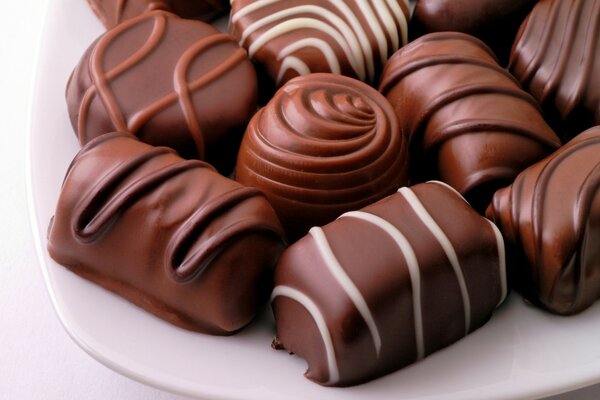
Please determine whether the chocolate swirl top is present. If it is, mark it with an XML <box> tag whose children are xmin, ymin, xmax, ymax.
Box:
<box><xmin>66</xmin><ymin>10</ymin><xmax>257</xmax><ymax>173</ymax></box>
<box><xmin>229</xmin><ymin>0</ymin><xmax>410</xmax><ymax>87</ymax></box>
<box><xmin>236</xmin><ymin>73</ymin><xmax>408</xmax><ymax>240</ymax></box>
<box><xmin>487</xmin><ymin>126</ymin><xmax>600</xmax><ymax>315</ymax></box>
<box><xmin>510</xmin><ymin>0</ymin><xmax>600</xmax><ymax>138</ymax></box>
<box><xmin>48</xmin><ymin>132</ymin><xmax>285</xmax><ymax>334</ymax></box>
<box><xmin>88</xmin><ymin>0</ymin><xmax>230</xmax><ymax>29</ymax></box>
<box><xmin>379</xmin><ymin>32</ymin><xmax>561</xmax><ymax>211</ymax></box>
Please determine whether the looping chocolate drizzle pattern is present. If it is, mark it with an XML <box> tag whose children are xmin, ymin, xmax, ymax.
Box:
<box><xmin>78</xmin><ymin>11</ymin><xmax>247</xmax><ymax>159</ymax></box>
<box><xmin>510</xmin><ymin>0</ymin><xmax>600</xmax><ymax>133</ymax></box>
<box><xmin>487</xmin><ymin>127</ymin><xmax>600</xmax><ymax>314</ymax></box>
<box><xmin>71</xmin><ymin>132</ymin><xmax>284</xmax><ymax>282</ymax></box>
<box><xmin>379</xmin><ymin>32</ymin><xmax>561</xmax><ymax>205</ymax></box>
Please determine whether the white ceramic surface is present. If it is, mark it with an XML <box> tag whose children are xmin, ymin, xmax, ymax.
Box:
<box><xmin>28</xmin><ymin>1</ymin><xmax>600</xmax><ymax>399</ymax></box>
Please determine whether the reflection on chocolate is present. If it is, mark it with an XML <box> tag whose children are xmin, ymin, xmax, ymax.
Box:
<box><xmin>510</xmin><ymin>0</ymin><xmax>600</xmax><ymax>139</ymax></box>
<box><xmin>411</xmin><ymin>0</ymin><xmax>538</xmax><ymax>65</ymax></box>
<box><xmin>229</xmin><ymin>0</ymin><xmax>410</xmax><ymax>87</ymax></box>
<box><xmin>272</xmin><ymin>181</ymin><xmax>507</xmax><ymax>386</ymax></box>
<box><xmin>487</xmin><ymin>126</ymin><xmax>600</xmax><ymax>315</ymax></box>
<box><xmin>47</xmin><ymin>132</ymin><xmax>285</xmax><ymax>335</ymax></box>
<box><xmin>88</xmin><ymin>0</ymin><xmax>230</xmax><ymax>29</ymax></box>
<box><xmin>66</xmin><ymin>10</ymin><xmax>257</xmax><ymax>174</ymax></box>
<box><xmin>236</xmin><ymin>73</ymin><xmax>409</xmax><ymax>241</ymax></box>
<box><xmin>379</xmin><ymin>32</ymin><xmax>561</xmax><ymax>212</ymax></box>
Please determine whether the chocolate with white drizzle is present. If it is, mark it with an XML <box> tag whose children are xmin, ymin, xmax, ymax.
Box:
<box><xmin>236</xmin><ymin>73</ymin><xmax>409</xmax><ymax>241</ymax></box>
<box><xmin>66</xmin><ymin>10</ymin><xmax>257</xmax><ymax>174</ymax></box>
<box><xmin>87</xmin><ymin>0</ymin><xmax>230</xmax><ymax>29</ymax></box>
<box><xmin>510</xmin><ymin>0</ymin><xmax>600</xmax><ymax>139</ymax></box>
<box><xmin>47</xmin><ymin>132</ymin><xmax>285</xmax><ymax>334</ymax></box>
<box><xmin>487</xmin><ymin>126</ymin><xmax>600</xmax><ymax>315</ymax></box>
<box><xmin>272</xmin><ymin>181</ymin><xmax>507</xmax><ymax>386</ymax></box>
<box><xmin>379</xmin><ymin>32</ymin><xmax>561</xmax><ymax>212</ymax></box>
<box><xmin>229</xmin><ymin>0</ymin><xmax>410</xmax><ymax>88</ymax></box>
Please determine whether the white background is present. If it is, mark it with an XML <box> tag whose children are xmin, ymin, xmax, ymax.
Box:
<box><xmin>0</xmin><ymin>1</ymin><xmax>598</xmax><ymax>399</ymax></box>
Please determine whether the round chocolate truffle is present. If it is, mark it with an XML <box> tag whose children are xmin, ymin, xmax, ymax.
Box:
<box><xmin>510</xmin><ymin>0</ymin><xmax>600</xmax><ymax>139</ymax></box>
<box><xmin>88</xmin><ymin>0</ymin><xmax>230</xmax><ymax>29</ymax></box>
<box><xmin>272</xmin><ymin>181</ymin><xmax>507</xmax><ymax>386</ymax></box>
<box><xmin>229</xmin><ymin>0</ymin><xmax>410</xmax><ymax>88</ymax></box>
<box><xmin>66</xmin><ymin>10</ymin><xmax>257</xmax><ymax>173</ymax></box>
<box><xmin>379</xmin><ymin>32</ymin><xmax>561</xmax><ymax>212</ymax></box>
<box><xmin>47</xmin><ymin>132</ymin><xmax>286</xmax><ymax>334</ymax></box>
<box><xmin>487</xmin><ymin>126</ymin><xmax>600</xmax><ymax>315</ymax></box>
<box><xmin>236</xmin><ymin>73</ymin><xmax>409</xmax><ymax>241</ymax></box>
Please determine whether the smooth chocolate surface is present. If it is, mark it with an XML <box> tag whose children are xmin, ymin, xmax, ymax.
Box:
<box><xmin>229</xmin><ymin>0</ymin><xmax>410</xmax><ymax>88</ymax></box>
<box><xmin>67</xmin><ymin>10</ymin><xmax>257</xmax><ymax>174</ymax></box>
<box><xmin>272</xmin><ymin>181</ymin><xmax>507</xmax><ymax>386</ymax></box>
<box><xmin>487</xmin><ymin>126</ymin><xmax>600</xmax><ymax>315</ymax></box>
<box><xmin>510</xmin><ymin>0</ymin><xmax>600</xmax><ymax>138</ymax></box>
<box><xmin>411</xmin><ymin>0</ymin><xmax>538</xmax><ymax>65</ymax></box>
<box><xmin>379</xmin><ymin>32</ymin><xmax>561</xmax><ymax>212</ymax></box>
<box><xmin>236</xmin><ymin>73</ymin><xmax>409</xmax><ymax>241</ymax></box>
<box><xmin>88</xmin><ymin>0</ymin><xmax>230</xmax><ymax>29</ymax></box>
<box><xmin>47</xmin><ymin>132</ymin><xmax>286</xmax><ymax>334</ymax></box>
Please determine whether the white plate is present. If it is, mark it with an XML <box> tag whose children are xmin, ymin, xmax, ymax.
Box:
<box><xmin>27</xmin><ymin>1</ymin><xmax>600</xmax><ymax>399</ymax></box>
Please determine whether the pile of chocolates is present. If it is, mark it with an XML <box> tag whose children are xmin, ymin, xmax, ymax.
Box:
<box><xmin>47</xmin><ymin>0</ymin><xmax>600</xmax><ymax>387</ymax></box>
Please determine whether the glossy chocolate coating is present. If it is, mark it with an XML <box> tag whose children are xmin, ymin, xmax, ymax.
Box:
<box><xmin>379</xmin><ymin>32</ymin><xmax>561</xmax><ymax>212</ymax></box>
<box><xmin>411</xmin><ymin>0</ymin><xmax>538</xmax><ymax>65</ymax></box>
<box><xmin>66</xmin><ymin>10</ymin><xmax>257</xmax><ymax>174</ymax></box>
<box><xmin>510</xmin><ymin>0</ymin><xmax>600</xmax><ymax>139</ymax></box>
<box><xmin>229</xmin><ymin>0</ymin><xmax>410</xmax><ymax>88</ymax></box>
<box><xmin>487</xmin><ymin>126</ymin><xmax>600</xmax><ymax>315</ymax></box>
<box><xmin>236</xmin><ymin>73</ymin><xmax>409</xmax><ymax>241</ymax></box>
<box><xmin>47</xmin><ymin>132</ymin><xmax>285</xmax><ymax>334</ymax></box>
<box><xmin>88</xmin><ymin>0</ymin><xmax>230</xmax><ymax>29</ymax></box>
<box><xmin>272</xmin><ymin>181</ymin><xmax>507</xmax><ymax>386</ymax></box>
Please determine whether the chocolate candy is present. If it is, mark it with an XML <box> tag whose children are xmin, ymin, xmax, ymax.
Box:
<box><xmin>411</xmin><ymin>0</ymin><xmax>538</xmax><ymax>65</ymax></box>
<box><xmin>487</xmin><ymin>126</ymin><xmax>600</xmax><ymax>315</ymax></box>
<box><xmin>272</xmin><ymin>181</ymin><xmax>507</xmax><ymax>386</ymax></box>
<box><xmin>88</xmin><ymin>0</ymin><xmax>230</xmax><ymax>29</ymax></box>
<box><xmin>47</xmin><ymin>132</ymin><xmax>285</xmax><ymax>334</ymax></box>
<box><xmin>379</xmin><ymin>32</ymin><xmax>561</xmax><ymax>212</ymax></box>
<box><xmin>229</xmin><ymin>0</ymin><xmax>410</xmax><ymax>88</ymax></box>
<box><xmin>510</xmin><ymin>0</ymin><xmax>600</xmax><ymax>139</ymax></box>
<box><xmin>66</xmin><ymin>10</ymin><xmax>257</xmax><ymax>174</ymax></box>
<box><xmin>236</xmin><ymin>73</ymin><xmax>409</xmax><ymax>241</ymax></box>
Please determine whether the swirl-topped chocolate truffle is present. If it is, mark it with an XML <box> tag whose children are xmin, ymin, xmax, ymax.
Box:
<box><xmin>411</xmin><ymin>0</ymin><xmax>538</xmax><ymax>65</ymax></box>
<box><xmin>487</xmin><ymin>126</ymin><xmax>600</xmax><ymax>315</ymax></box>
<box><xmin>229</xmin><ymin>0</ymin><xmax>410</xmax><ymax>88</ymax></box>
<box><xmin>236</xmin><ymin>73</ymin><xmax>408</xmax><ymax>240</ymax></box>
<box><xmin>379</xmin><ymin>32</ymin><xmax>561</xmax><ymax>212</ymax></box>
<box><xmin>88</xmin><ymin>0</ymin><xmax>230</xmax><ymax>29</ymax></box>
<box><xmin>272</xmin><ymin>181</ymin><xmax>507</xmax><ymax>386</ymax></box>
<box><xmin>510</xmin><ymin>0</ymin><xmax>600</xmax><ymax>138</ymax></box>
<box><xmin>67</xmin><ymin>10</ymin><xmax>257</xmax><ymax>173</ymax></box>
<box><xmin>47</xmin><ymin>132</ymin><xmax>285</xmax><ymax>334</ymax></box>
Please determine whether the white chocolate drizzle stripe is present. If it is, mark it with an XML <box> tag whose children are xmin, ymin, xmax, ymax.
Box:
<box><xmin>370</xmin><ymin>0</ymin><xmax>399</xmax><ymax>52</ymax></box>
<box><xmin>271</xmin><ymin>285</ymin><xmax>340</xmax><ymax>384</ymax></box>
<box><xmin>384</xmin><ymin>0</ymin><xmax>409</xmax><ymax>45</ymax></box>
<box><xmin>340</xmin><ymin>211</ymin><xmax>425</xmax><ymax>360</ymax></box>
<box><xmin>426</xmin><ymin>180</ymin><xmax>469</xmax><ymax>204</ymax></box>
<box><xmin>247</xmin><ymin>18</ymin><xmax>366</xmax><ymax>81</ymax></box>
<box><xmin>310</xmin><ymin>227</ymin><xmax>382</xmax><ymax>357</ymax></box>
<box><xmin>487</xmin><ymin>220</ymin><xmax>508</xmax><ymax>307</ymax></box>
<box><xmin>398</xmin><ymin>187</ymin><xmax>472</xmax><ymax>334</ymax></box>
<box><xmin>276</xmin><ymin>56</ymin><xmax>312</xmax><ymax>84</ymax></box>
<box><xmin>355</xmin><ymin>0</ymin><xmax>388</xmax><ymax>65</ymax></box>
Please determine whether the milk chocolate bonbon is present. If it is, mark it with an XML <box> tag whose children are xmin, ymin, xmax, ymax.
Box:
<box><xmin>236</xmin><ymin>73</ymin><xmax>409</xmax><ymax>241</ymax></box>
<box><xmin>47</xmin><ymin>132</ymin><xmax>285</xmax><ymax>334</ymax></box>
<box><xmin>487</xmin><ymin>126</ymin><xmax>600</xmax><ymax>315</ymax></box>
<box><xmin>272</xmin><ymin>181</ymin><xmax>507</xmax><ymax>386</ymax></box>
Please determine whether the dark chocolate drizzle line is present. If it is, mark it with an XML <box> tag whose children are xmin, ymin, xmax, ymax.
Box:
<box><xmin>75</xmin><ymin>150</ymin><xmax>210</xmax><ymax>242</ymax></box>
<box><xmin>79</xmin><ymin>11</ymin><xmax>246</xmax><ymax>157</ymax></box>
<box><xmin>530</xmin><ymin>135</ymin><xmax>600</xmax><ymax>294</ymax></box>
<box><xmin>166</xmin><ymin>186</ymin><xmax>285</xmax><ymax>282</ymax></box>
